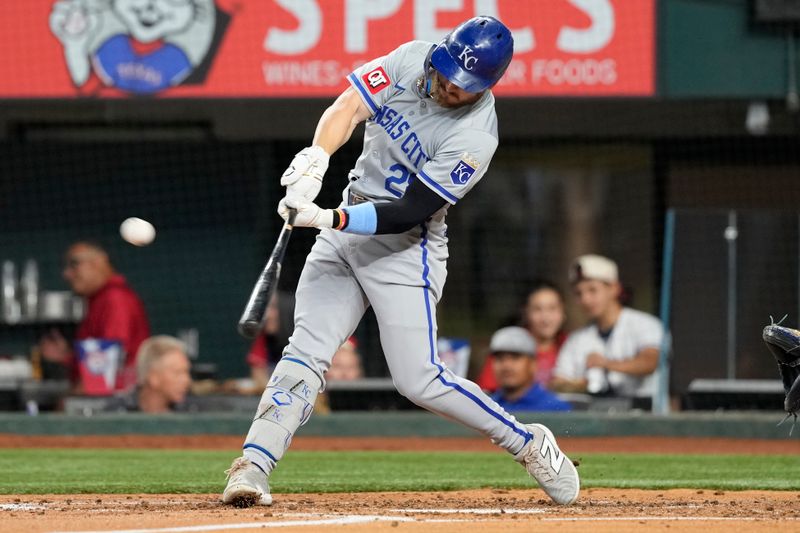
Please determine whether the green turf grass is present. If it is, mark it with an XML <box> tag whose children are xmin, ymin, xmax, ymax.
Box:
<box><xmin>1</xmin><ymin>449</ymin><xmax>798</xmax><ymax>495</ymax></box>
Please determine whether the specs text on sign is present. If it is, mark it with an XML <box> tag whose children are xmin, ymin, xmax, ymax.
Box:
<box><xmin>265</xmin><ymin>0</ymin><xmax>613</xmax><ymax>55</ymax></box>
<box><xmin>262</xmin><ymin>0</ymin><xmax>628</xmax><ymax>93</ymax></box>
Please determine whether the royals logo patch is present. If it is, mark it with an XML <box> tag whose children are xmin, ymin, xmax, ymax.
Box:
<box><xmin>450</xmin><ymin>158</ymin><xmax>477</xmax><ymax>185</ymax></box>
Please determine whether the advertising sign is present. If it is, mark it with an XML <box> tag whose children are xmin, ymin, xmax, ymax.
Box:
<box><xmin>0</xmin><ymin>1</ymin><xmax>654</xmax><ymax>98</ymax></box>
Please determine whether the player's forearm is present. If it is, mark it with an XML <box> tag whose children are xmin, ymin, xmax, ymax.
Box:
<box><xmin>604</xmin><ymin>349</ymin><xmax>659</xmax><ymax>376</ymax></box>
<box><xmin>289</xmin><ymin>180</ymin><xmax>446</xmax><ymax>235</ymax></box>
<box><xmin>373</xmin><ymin>179</ymin><xmax>447</xmax><ymax>233</ymax></box>
<box><xmin>281</xmin><ymin>89</ymin><xmax>368</xmax><ymax>202</ymax></box>
<box><xmin>332</xmin><ymin>203</ymin><xmax>429</xmax><ymax>235</ymax></box>
<box><xmin>312</xmin><ymin>88</ymin><xmax>370</xmax><ymax>154</ymax></box>
<box><xmin>332</xmin><ymin>177</ymin><xmax>447</xmax><ymax>235</ymax></box>
<box><xmin>312</xmin><ymin>104</ymin><xmax>357</xmax><ymax>154</ymax></box>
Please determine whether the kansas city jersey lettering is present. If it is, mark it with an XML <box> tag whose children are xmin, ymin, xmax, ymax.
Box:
<box><xmin>372</xmin><ymin>105</ymin><xmax>430</xmax><ymax>169</ymax></box>
<box><xmin>346</xmin><ymin>41</ymin><xmax>499</xmax><ymax>205</ymax></box>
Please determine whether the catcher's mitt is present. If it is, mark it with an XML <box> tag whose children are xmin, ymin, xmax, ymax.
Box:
<box><xmin>762</xmin><ymin>318</ymin><xmax>800</xmax><ymax>434</ymax></box>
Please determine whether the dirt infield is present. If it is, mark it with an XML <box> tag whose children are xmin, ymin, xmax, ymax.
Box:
<box><xmin>3</xmin><ymin>435</ymin><xmax>799</xmax><ymax>532</ymax></box>
<box><xmin>3</xmin><ymin>489</ymin><xmax>798</xmax><ymax>533</ymax></box>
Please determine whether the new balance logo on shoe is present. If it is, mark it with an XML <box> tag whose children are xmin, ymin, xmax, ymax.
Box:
<box><xmin>518</xmin><ymin>423</ymin><xmax>580</xmax><ymax>505</ymax></box>
<box><xmin>540</xmin><ymin>436</ymin><xmax>565</xmax><ymax>474</ymax></box>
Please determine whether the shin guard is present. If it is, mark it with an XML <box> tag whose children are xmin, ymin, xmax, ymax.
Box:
<box><xmin>242</xmin><ymin>359</ymin><xmax>321</xmax><ymax>474</ymax></box>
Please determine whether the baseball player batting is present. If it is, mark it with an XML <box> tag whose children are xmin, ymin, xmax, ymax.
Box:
<box><xmin>223</xmin><ymin>16</ymin><xmax>580</xmax><ymax>507</ymax></box>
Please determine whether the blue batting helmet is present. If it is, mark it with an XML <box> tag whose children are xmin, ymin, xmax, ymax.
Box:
<box><xmin>429</xmin><ymin>16</ymin><xmax>514</xmax><ymax>93</ymax></box>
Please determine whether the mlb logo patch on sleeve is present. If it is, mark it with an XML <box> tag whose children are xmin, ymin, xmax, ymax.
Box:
<box><xmin>450</xmin><ymin>159</ymin><xmax>477</xmax><ymax>185</ymax></box>
<box><xmin>362</xmin><ymin>66</ymin><xmax>390</xmax><ymax>94</ymax></box>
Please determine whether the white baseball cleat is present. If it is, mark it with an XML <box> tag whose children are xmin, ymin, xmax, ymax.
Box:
<box><xmin>515</xmin><ymin>423</ymin><xmax>580</xmax><ymax>505</ymax></box>
<box><xmin>222</xmin><ymin>457</ymin><xmax>272</xmax><ymax>507</ymax></box>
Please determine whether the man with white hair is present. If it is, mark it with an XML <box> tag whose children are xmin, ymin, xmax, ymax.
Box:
<box><xmin>133</xmin><ymin>335</ymin><xmax>192</xmax><ymax>413</ymax></box>
<box><xmin>551</xmin><ymin>255</ymin><xmax>663</xmax><ymax>398</ymax></box>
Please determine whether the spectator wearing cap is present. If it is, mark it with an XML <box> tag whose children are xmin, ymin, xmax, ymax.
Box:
<box><xmin>551</xmin><ymin>254</ymin><xmax>663</xmax><ymax>398</ymax></box>
<box><xmin>489</xmin><ymin>326</ymin><xmax>571</xmax><ymax>412</ymax></box>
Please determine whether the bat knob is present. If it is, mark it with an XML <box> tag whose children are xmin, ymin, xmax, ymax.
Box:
<box><xmin>238</xmin><ymin>320</ymin><xmax>261</xmax><ymax>339</ymax></box>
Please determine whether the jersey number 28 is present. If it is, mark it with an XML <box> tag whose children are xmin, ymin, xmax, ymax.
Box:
<box><xmin>384</xmin><ymin>163</ymin><xmax>413</xmax><ymax>198</ymax></box>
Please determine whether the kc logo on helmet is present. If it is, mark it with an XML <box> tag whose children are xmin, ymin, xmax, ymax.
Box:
<box><xmin>450</xmin><ymin>159</ymin><xmax>477</xmax><ymax>185</ymax></box>
<box><xmin>363</xmin><ymin>66</ymin><xmax>390</xmax><ymax>94</ymax></box>
<box><xmin>458</xmin><ymin>45</ymin><xmax>479</xmax><ymax>70</ymax></box>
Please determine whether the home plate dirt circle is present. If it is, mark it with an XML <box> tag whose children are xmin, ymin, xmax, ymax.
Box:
<box><xmin>2</xmin><ymin>489</ymin><xmax>798</xmax><ymax>533</ymax></box>
<box><xmin>2</xmin><ymin>435</ymin><xmax>798</xmax><ymax>532</ymax></box>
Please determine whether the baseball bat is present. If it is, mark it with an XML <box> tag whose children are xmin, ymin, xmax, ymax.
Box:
<box><xmin>237</xmin><ymin>209</ymin><xmax>297</xmax><ymax>339</ymax></box>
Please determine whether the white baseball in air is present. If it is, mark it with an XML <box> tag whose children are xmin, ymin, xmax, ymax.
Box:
<box><xmin>723</xmin><ymin>226</ymin><xmax>738</xmax><ymax>242</ymax></box>
<box><xmin>120</xmin><ymin>217</ymin><xmax>156</xmax><ymax>246</ymax></box>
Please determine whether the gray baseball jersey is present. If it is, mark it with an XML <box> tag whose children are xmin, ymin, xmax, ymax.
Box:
<box><xmin>241</xmin><ymin>41</ymin><xmax>533</xmax><ymax>477</ymax></box>
<box><xmin>345</xmin><ymin>41</ymin><xmax>499</xmax><ymax>237</ymax></box>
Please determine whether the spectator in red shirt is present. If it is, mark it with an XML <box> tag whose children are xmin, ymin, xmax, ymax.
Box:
<box><xmin>246</xmin><ymin>298</ymin><xmax>282</xmax><ymax>392</ymax></box>
<box><xmin>39</xmin><ymin>241</ymin><xmax>150</xmax><ymax>392</ymax></box>
<box><xmin>245</xmin><ymin>291</ymin><xmax>295</xmax><ymax>391</ymax></box>
<box><xmin>477</xmin><ymin>280</ymin><xmax>568</xmax><ymax>392</ymax></box>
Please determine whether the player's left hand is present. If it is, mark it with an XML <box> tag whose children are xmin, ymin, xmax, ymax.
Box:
<box><xmin>280</xmin><ymin>146</ymin><xmax>330</xmax><ymax>202</ymax></box>
<box><xmin>278</xmin><ymin>195</ymin><xmax>333</xmax><ymax>229</ymax></box>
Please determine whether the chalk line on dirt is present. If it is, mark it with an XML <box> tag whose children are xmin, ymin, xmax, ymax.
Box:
<box><xmin>48</xmin><ymin>515</ymin><xmax>466</xmax><ymax>533</ymax></box>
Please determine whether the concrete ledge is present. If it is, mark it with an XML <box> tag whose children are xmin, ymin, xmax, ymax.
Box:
<box><xmin>0</xmin><ymin>411</ymin><xmax>794</xmax><ymax>440</ymax></box>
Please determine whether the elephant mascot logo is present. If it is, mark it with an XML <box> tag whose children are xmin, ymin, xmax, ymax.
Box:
<box><xmin>49</xmin><ymin>0</ymin><xmax>229</xmax><ymax>94</ymax></box>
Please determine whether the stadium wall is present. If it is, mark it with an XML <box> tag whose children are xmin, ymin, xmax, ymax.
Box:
<box><xmin>0</xmin><ymin>411</ymin><xmax>796</xmax><ymax>440</ymax></box>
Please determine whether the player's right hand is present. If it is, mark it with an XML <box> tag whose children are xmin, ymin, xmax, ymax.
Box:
<box><xmin>280</xmin><ymin>146</ymin><xmax>330</xmax><ymax>202</ymax></box>
<box><xmin>278</xmin><ymin>195</ymin><xmax>333</xmax><ymax>229</ymax></box>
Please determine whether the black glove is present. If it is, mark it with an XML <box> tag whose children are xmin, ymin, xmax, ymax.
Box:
<box><xmin>762</xmin><ymin>321</ymin><xmax>800</xmax><ymax>433</ymax></box>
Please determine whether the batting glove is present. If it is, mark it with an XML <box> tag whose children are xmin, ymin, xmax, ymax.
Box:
<box><xmin>280</xmin><ymin>145</ymin><xmax>330</xmax><ymax>202</ymax></box>
<box><xmin>278</xmin><ymin>195</ymin><xmax>333</xmax><ymax>229</ymax></box>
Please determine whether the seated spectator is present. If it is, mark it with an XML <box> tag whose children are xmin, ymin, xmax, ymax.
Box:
<box><xmin>315</xmin><ymin>337</ymin><xmax>363</xmax><ymax>414</ymax></box>
<box><xmin>133</xmin><ymin>335</ymin><xmax>192</xmax><ymax>412</ymax></box>
<box><xmin>39</xmin><ymin>240</ymin><xmax>150</xmax><ymax>392</ymax></box>
<box><xmin>551</xmin><ymin>254</ymin><xmax>663</xmax><ymax>398</ymax></box>
<box><xmin>326</xmin><ymin>337</ymin><xmax>363</xmax><ymax>382</ymax></box>
<box><xmin>489</xmin><ymin>327</ymin><xmax>571</xmax><ymax>412</ymax></box>
<box><xmin>477</xmin><ymin>281</ymin><xmax>568</xmax><ymax>391</ymax></box>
